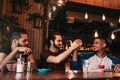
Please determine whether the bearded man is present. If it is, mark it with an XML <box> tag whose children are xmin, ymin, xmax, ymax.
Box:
<box><xmin>41</xmin><ymin>32</ymin><xmax>82</xmax><ymax>70</ymax></box>
<box><xmin>0</xmin><ymin>31</ymin><xmax>37</xmax><ymax>71</ymax></box>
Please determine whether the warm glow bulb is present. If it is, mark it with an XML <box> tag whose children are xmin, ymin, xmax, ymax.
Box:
<box><xmin>94</xmin><ymin>31</ymin><xmax>98</xmax><ymax>37</ymax></box>
<box><xmin>57</xmin><ymin>0</ymin><xmax>63</xmax><ymax>6</ymax></box>
<box><xmin>53</xmin><ymin>6</ymin><xmax>56</xmax><ymax>11</ymax></box>
<box><xmin>111</xmin><ymin>32</ymin><xmax>115</xmax><ymax>40</ymax></box>
<box><xmin>6</xmin><ymin>26</ymin><xmax>9</xmax><ymax>32</ymax></box>
<box><xmin>48</xmin><ymin>12</ymin><xmax>51</xmax><ymax>18</ymax></box>
<box><xmin>85</xmin><ymin>12</ymin><xmax>88</xmax><ymax>19</ymax></box>
<box><xmin>58</xmin><ymin>4</ymin><xmax>62</xmax><ymax>6</ymax></box>
<box><xmin>102</xmin><ymin>14</ymin><xmax>106</xmax><ymax>21</ymax></box>
<box><xmin>58</xmin><ymin>0</ymin><xmax>63</xmax><ymax>4</ymax></box>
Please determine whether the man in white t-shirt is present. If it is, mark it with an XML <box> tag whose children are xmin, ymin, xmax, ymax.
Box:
<box><xmin>72</xmin><ymin>37</ymin><xmax>120</xmax><ymax>72</ymax></box>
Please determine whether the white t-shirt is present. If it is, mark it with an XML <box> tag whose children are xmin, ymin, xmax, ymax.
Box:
<box><xmin>88</xmin><ymin>55</ymin><xmax>113</xmax><ymax>70</ymax></box>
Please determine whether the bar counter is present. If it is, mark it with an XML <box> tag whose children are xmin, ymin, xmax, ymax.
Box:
<box><xmin>1</xmin><ymin>70</ymin><xmax>120</xmax><ymax>80</ymax></box>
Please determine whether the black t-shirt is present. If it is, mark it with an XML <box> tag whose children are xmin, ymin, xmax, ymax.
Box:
<box><xmin>0</xmin><ymin>46</ymin><xmax>31</xmax><ymax>63</ymax></box>
<box><xmin>0</xmin><ymin>46</ymin><xmax>11</xmax><ymax>55</ymax></box>
<box><xmin>41</xmin><ymin>49</ymin><xmax>68</xmax><ymax>70</ymax></box>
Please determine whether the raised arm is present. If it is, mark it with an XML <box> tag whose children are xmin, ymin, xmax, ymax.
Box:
<box><xmin>47</xmin><ymin>39</ymin><xmax>82</xmax><ymax>63</ymax></box>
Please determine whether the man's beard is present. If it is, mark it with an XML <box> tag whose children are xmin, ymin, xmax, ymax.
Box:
<box><xmin>17</xmin><ymin>43</ymin><xmax>22</xmax><ymax>47</ymax></box>
<box><xmin>53</xmin><ymin>42</ymin><xmax>60</xmax><ymax>49</ymax></box>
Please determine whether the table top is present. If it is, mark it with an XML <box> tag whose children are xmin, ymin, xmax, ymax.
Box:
<box><xmin>1</xmin><ymin>70</ymin><xmax>120</xmax><ymax>80</ymax></box>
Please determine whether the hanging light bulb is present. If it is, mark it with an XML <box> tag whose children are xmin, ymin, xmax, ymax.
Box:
<box><xmin>94</xmin><ymin>30</ymin><xmax>98</xmax><ymax>37</ymax></box>
<box><xmin>58</xmin><ymin>0</ymin><xmax>63</xmax><ymax>4</ymax></box>
<box><xmin>48</xmin><ymin>12</ymin><xmax>52</xmax><ymax>18</ymax></box>
<box><xmin>111</xmin><ymin>32</ymin><xmax>115</xmax><ymax>40</ymax></box>
<box><xmin>85</xmin><ymin>12</ymin><xmax>88</xmax><ymax>19</ymax></box>
<box><xmin>6</xmin><ymin>26</ymin><xmax>9</xmax><ymax>32</ymax></box>
<box><xmin>102</xmin><ymin>14</ymin><xmax>106</xmax><ymax>21</ymax></box>
<box><xmin>119</xmin><ymin>16</ymin><xmax>120</xmax><ymax>23</ymax></box>
<box><xmin>57</xmin><ymin>0</ymin><xmax>63</xmax><ymax>6</ymax></box>
<box><xmin>53</xmin><ymin>6</ymin><xmax>56</xmax><ymax>11</ymax></box>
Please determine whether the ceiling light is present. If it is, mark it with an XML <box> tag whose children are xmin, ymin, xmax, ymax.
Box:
<box><xmin>85</xmin><ymin>12</ymin><xmax>88</xmax><ymax>19</ymax></box>
<box><xmin>48</xmin><ymin>12</ymin><xmax>52</xmax><ymax>18</ymax></box>
<box><xmin>53</xmin><ymin>6</ymin><xmax>56</xmax><ymax>11</ymax></box>
<box><xmin>6</xmin><ymin>26</ymin><xmax>9</xmax><ymax>32</ymax></box>
<box><xmin>57</xmin><ymin>0</ymin><xmax>64</xmax><ymax>6</ymax></box>
<box><xmin>102</xmin><ymin>14</ymin><xmax>106</xmax><ymax>21</ymax></box>
<box><xmin>94</xmin><ymin>30</ymin><xmax>98</xmax><ymax>37</ymax></box>
<box><xmin>111</xmin><ymin>32</ymin><xmax>115</xmax><ymax>40</ymax></box>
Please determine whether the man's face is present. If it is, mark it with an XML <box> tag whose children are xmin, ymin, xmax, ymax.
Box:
<box><xmin>17</xmin><ymin>34</ymin><xmax>29</xmax><ymax>47</ymax></box>
<box><xmin>53</xmin><ymin>35</ymin><xmax>63</xmax><ymax>49</ymax></box>
<box><xmin>93</xmin><ymin>38</ymin><xmax>106</xmax><ymax>51</ymax></box>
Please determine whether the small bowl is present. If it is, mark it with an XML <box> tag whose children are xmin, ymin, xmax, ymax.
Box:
<box><xmin>37</xmin><ymin>69</ymin><xmax>51</xmax><ymax>74</ymax></box>
<box><xmin>6</xmin><ymin>63</ymin><xmax>16</xmax><ymax>71</ymax></box>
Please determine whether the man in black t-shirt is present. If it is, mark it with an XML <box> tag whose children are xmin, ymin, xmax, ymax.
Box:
<box><xmin>41</xmin><ymin>32</ymin><xmax>82</xmax><ymax>70</ymax></box>
<box><xmin>0</xmin><ymin>31</ymin><xmax>37</xmax><ymax>71</ymax></box>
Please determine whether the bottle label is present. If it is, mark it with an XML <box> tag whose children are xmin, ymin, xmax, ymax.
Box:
<box><xmin>16</xmin><ymin>64</ymin><xmax>24</xmax><ymax>72</ymax></box>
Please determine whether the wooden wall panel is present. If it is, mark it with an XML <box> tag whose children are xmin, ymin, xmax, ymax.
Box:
<box><xmin>103</xmin><ymin>0</ymin><xmax>111</xmax><ymax>8</ymax></box>
<box><xmin>69</xmin><ymin>0</ymin><xmax>120</xmax><ymax>10</ymax></box>
<box><xmin>94</xmin><ymin>0</ymin><xmax>103</xmax><ymax>6</ymax></box>
<box><xmin>86</xmin><ymin>0</ymin><xmax>94</xmax><ymax>5</ymax></box>
<box><xmin>1</xmin><ymin>0</ymin><xmax>44</xmax><ymax>59</ymax></box>
<box><xmin>119</xmin><ymin>0</ymin><xmax>120</xmax><ymax>8</ymax></box>
<box><xmin>78</xmin><ymin>0</ymin><xmax>86</xmax><ymax>3</ymax></box>
<box><xmin>111</xmin><ymin>0</ymin><xmax>119</xmax><ymax>9</ymax></box>
<box><xmin>70</xmin><ymin>0</ymin><xmax>86</xmax><ymax>3</ymax></box>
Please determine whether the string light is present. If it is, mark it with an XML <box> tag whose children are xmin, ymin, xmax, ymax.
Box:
<box><xmin>84</xmin><ymin>12</ymin><xmax>88</xmax><ymax>19</ymax></box>
<box><xmin>49</xmin><ymin>0</ymin><xmax>119</xmax><ymax>40</ymax></box>
<box><xmin>94</xmin><ymin>30</ymin><xmax>98</xmax><ymax>37</ymax></box>
<box><xmin>57</xmin><ymin>0</ymin><xmax>64</xmax><ymax>6</ymax></box>
<box><xmin>48</xmin><ymin>12</ymin><xmax>52</xmax><ymax>18</ymax></box>
<box><xmin>111</xmin><ymin>32</ymin><xmax>115</xmax><ymax>40</ymax></box>
<box><xmin>102</xmin><ymin>14</ymin><xmax>106</xmax><ymax>21</ymax></box>
<box><xmin>53</xmin><ymin>6</ymin><xmax>56</xmax><ymax>11</ymax></box>
<box><xmin>6</xmin><ymin>26</ymin><xmax>9</xmax><ymax>32</ymax></box>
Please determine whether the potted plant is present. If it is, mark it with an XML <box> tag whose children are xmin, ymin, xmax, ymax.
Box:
<box><xmin>26</xmin><ymin>13</ymin><xmax>43</xmax><ymax>29</ymax></box>
<box><xmin>0</xmin><ymin>14</ymin><xmax>20</xmax><ymax>47</ymax></box>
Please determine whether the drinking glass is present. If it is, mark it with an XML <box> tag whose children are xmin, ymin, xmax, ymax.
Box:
<box><xmin>82</xmin><ymin>60</ymin><xmax>89</xmax><ymax>72</ymax></box>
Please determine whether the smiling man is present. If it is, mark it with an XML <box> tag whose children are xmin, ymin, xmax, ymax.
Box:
<box><xmin>72</xmin><ymin>37</ymin><xmax>120</xmax><ymax>72</ymax></box>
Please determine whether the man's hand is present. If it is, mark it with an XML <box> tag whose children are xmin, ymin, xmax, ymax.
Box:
<box><xmin>70</xmin><ymin>39</ymin><xmax>83</xmax><ymax>50</ymax></box>
<box><xmin>15</xmin><ymin>47</ymin><xmax>32</xmax><ymax>55</ymax></box>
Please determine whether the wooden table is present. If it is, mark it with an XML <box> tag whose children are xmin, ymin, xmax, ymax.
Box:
<box><xmin>0</xmin><ymin>70</ymin><xmax>120</xmax><ymax>80</ymax></box>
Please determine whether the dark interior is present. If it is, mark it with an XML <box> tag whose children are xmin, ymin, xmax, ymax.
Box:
<box><xmin>48</xmin><ymin>1</ymin><xmax>120</xmax><ymax>57</ymax></box>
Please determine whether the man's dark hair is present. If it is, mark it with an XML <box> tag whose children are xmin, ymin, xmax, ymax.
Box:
<box><xmin>46</xmin><ymin>32</ymin><xmax>62</xmax><ymax>48</ymax></box>
<box><xmin>94</xmin><ymin>37</ymin><xmax>107</xmax><ymax>44</ymax></box>
<box><xmin>10</xmin><ymin>31</ymin><xmax>27</xmax><ymax>42</ymax></box>
<box><xmin>48</xmin><ymin>32</ymin><xmax>62</xmax><ymax>41</ymax></box>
